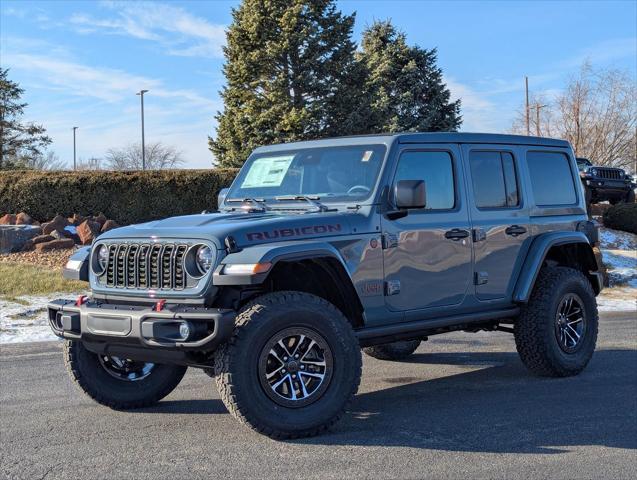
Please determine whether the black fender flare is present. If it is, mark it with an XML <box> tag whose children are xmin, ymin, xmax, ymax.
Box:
<box><xmin>212</xmin><ymin>242</ymin><xmax>351</xmax><ymax>286</ymax></box>
<box><xmin>513</xmin><ymin>231</ymin><xmax>601</xmax><ymax>302</ymax></box>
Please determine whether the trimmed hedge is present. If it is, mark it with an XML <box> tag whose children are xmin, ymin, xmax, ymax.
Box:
<box><xmin>0</xmin><ymin>169</ymin><xmax>238</xmax><ymax>225</ymax></box>
<box><xmin>603</xmin><ymin>202</ymin><xmax>637</xmax><ymax>234</ymax></box>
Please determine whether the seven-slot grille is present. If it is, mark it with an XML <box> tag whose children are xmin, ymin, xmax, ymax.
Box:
<box><xmin>104</xmin><ymin>243</ymin><xmax>189</xmax><ymax>290</ymax></box>
<box><xmin>595</xmin><ymin>168</ymin><xmax>624</xmax><ymax>180</ymax></box>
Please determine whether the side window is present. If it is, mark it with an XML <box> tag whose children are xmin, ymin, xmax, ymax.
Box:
<box><xmin>527</xmin><ymin>151</ymin><xmax>577</xmax><ymax>206</ymax></box>
<box><xmin>394</xmin><ymin>151</ymin><xmax>455</xmax><ymax>210</ymax></box>
<box><xmin>469</xmin><ymin>151</ymin><xmax>519</xmax><ymax>209</ymax></box>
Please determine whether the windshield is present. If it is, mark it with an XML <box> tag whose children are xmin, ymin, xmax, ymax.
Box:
<box><xmin>225</xmin><ymin>144</ymin><xmax>386</xmax><ymax>204</ymax></box>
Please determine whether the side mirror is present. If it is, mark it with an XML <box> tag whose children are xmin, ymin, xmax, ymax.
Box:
<box><xmin>217</xmin><ymin>188</ymin><xmax>230</xmax><ymax>208</ymax></box>
<box><xmin>395</xmin><ymin>180</ymin><xmax>426</xmax><ymax>209</ymax></box>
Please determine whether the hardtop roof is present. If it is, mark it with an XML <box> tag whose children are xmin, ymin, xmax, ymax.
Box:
<box><xmin>252</xmin><ymin>132</ymin><xmax>570</xmax><ymax>153</ymax></box>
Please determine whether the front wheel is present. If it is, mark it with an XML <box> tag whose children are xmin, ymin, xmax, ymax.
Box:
<box><xmin>514</xmin><ymin>267</ymin><xmax>598</xmax><ymax>377</ymax></box>
<box><xmin>214</xmin><ymin>291</ymin><xmax>362</xmax><ymax>439</ymax></box>
<box><xmin>64</xmin><ymin>341</ymin><xmax>187</xmax><ymax>409</ymax></box>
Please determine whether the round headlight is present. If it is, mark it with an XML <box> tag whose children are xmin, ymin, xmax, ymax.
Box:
<box><xmin>195</xmin><ymin>245</ymin><xmax>214</xmax><ymax>275</ymax></box>
<box><xmin>92</xmin><ymin>244</ymin><xmax>109</xmax><ymax>275</ymax></box>
<box><xmin>98</xmin><ymin>245</ymin><xmax>109</xmax><ymax>268</ymax></box>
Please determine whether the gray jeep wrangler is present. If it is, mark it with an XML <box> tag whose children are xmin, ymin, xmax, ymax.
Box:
<box><xmin>49</xmin><ymin>133</ymin><xmax>603</xmax><ymax>439</ymax></box>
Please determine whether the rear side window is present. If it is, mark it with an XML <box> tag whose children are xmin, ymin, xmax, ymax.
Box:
<box><xmin>469</xmin><ymin>151</ymin><xmax>519</xmax><ymax>208</ymax></box>
<box><xmin>526</xmin><ymin>151</ymin><xmax>576</xmax><ymax>206</ymax></box>
<box><xmin>394</xmin><ymin>151</ymin><xmax>455</xmax><ymax>210</ymax></box>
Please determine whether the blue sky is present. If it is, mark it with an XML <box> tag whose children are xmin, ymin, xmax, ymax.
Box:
<box><xmin>1</xmin><ymin>0</ymin><xmax>635</xmax><ymax>169</ymax></box>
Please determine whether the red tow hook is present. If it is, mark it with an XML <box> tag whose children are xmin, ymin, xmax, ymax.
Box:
<box><xmin>75</xmin><ymin>295</ymin><xmax>88</xmax><ymax>307</ymax></box>
<box><xmin>155</xmin><ymin>299</ymin><xmax>167</xmax><ymax>312</ymax></box>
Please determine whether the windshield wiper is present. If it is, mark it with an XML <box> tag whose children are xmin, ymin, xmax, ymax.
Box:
<box><xmin>225</xmin><ymin>197</ymin><xmax>271</xmax><ymax>212</ymax></box>
<box><xmin>274</xmin><ymin>195</ymin><xmax>333</xmax><ymax>212</ymax></box>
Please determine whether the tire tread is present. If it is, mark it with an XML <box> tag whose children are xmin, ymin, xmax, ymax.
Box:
<box><xmin>214</xmin><ymin>291</ymin><xmax>362</xmax><ymax>439</ymax></box>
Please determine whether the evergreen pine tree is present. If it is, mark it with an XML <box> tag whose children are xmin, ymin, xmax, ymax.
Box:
<box><xmin>209</xmin><ymin>0</ymin><xmax>366</xmax><ymax>167</ymax></box>
<box><xmin>0</xmin><ymin>68</ymin><xmax>52</xmax><ymax>169</ymax></box>
<box><xmin>358</xmin><ymin>21</ymin><xmax>461</xmax><ymax>133</ymax></box>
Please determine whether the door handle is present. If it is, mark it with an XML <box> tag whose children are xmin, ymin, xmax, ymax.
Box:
<box><xmin>505</xmin><ymin>225</ymin><xmax>527</xmax><ymax>237</ymax></box>
<box><xmin>445</xmin><ymin>228</ymin><xmax>470</xmax><ymax>241</ymax></box>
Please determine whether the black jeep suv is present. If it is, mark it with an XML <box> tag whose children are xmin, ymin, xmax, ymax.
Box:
<box><xmin>577</xmin><ymin>157</ymin><xmax>635</xmax><ymax>206</ymax></box>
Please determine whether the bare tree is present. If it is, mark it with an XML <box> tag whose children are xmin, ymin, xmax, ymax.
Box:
<box><xmin>512</xmin><ymin>63</ymin><xmax>637</xmax><ymax>172</ymax></box>
<box><xmin>28</xmin><ymin>150</ymin><xmax>66</xmax><ymax>170</ymax></box>
<box><xmin>4</xmin><ymin>150</ymin><xmax>66</xmax><ymax>170</ymax></box>
<box><xmin>105</xmin><ymin>142</ymin><xmax>184</xmax><ymax>170</ymax></box>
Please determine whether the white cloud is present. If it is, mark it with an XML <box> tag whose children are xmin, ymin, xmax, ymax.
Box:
<box><xmin>3</xmin><ymin>51</ymin><xmax>217</xmax><ymax>109</ymax></box>
<box><xmin>564</xmin><ymin>37</ymin><xmax>637</xmax><ymax>69</ymax></box>
<box><xmin>445</xmin><ymin>78</ymin><xmax>503</xmax><ymax>132</ymax></box>
<box><xmin>3</xmin><ymin>41</ymin><xmax>219</xmax><ymax>168</ymax></box>
<box><xmin>69</xmin><ymin>2</ymin><xmax>226</xmax><ymax>58</ymax></box>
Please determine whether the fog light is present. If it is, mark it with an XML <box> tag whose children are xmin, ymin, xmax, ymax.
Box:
<box><xmin>179</xmin><ymin>322</ymin><xmax>192</xmax><ymax>340</ymax></box>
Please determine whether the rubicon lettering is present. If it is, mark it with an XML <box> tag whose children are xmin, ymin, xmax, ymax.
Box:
<box><xmin>246</xmin><ymin>224</ymin><xmax>342</xmax><ymax>241</ymax></box>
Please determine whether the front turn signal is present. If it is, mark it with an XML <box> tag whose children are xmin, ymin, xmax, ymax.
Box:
<box><xmin>223</xmin><ymin>262</ymin><xmax>272</xmax><ymax>275</ymax></box>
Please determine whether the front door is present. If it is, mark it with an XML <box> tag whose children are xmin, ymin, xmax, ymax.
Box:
<box><xmin>462</xmin><ymin>145</ymin><xmax>531</xmax><ymax>301</ymax></box>
<box><xmin>381</xmin><ymin>145</ymin><xmax>473</xmax><ymax>312</ymax></box>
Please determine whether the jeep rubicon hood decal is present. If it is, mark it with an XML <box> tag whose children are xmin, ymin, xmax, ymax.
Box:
<box><xmin>98</xmin><ymin>211</ymin><xmax>354</xmax><ymax>248</ymax></box>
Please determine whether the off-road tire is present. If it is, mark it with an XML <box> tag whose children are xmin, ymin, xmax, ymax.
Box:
<box><xmin>363</xmin><ymin>340</ymin><xmax>422</xmax><ymax>361</ymax></box>
<box><xmin>214</xmin><ymin>291</ymin><xmax>362</xmax><ymax>439</ymax></box>
<box><xmin>514</xmin><ymin>267</ymin><xmax>598</xmax><ymax>377</ymax></box>
<box><xmin>64</xmin><ymin>340</ymin><xmax>187</xmax><ymax>409</ymax></box>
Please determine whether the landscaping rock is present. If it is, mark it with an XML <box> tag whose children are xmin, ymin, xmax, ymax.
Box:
<box><xmin>101</xmin><ymin>219</ymin><xmax>119</xmax><ymax>233</ymax></box>
<box><xmin>77</xmin><ymin>220</ymin><xmax>101</xmax><ymax>245</ymax></box>
<box><xmin>0</xmin><ymin>225</ymin><xmax>42</xmax><ymax>253</ymax></box>
<box><xmin>0</xmin><ymin>214</ymin><xmax>17</xmax><ymax>225</ymax></box>
<box><xmin>50</xmin><ymin>229</ymin><xmax>68</xmax><ymax>240</ymax></box>
<box><xmin>68</xmin><ymin>214</ymin><xmax>85</xmax><ymax>226</ymax></box>
<box><xmin>33</xmin><ymin>234</ymin><xmax>55</xmax><ymax>245</ymax></box>
<box><xmin>42</xmin><ymin>215</ymin><xmax>69</xmax><ymax>235</ymax></box>
<box><xmin>94</xmin><ymin>213</ymin><xmax>107</xmax><ymax>227</ymax></box>
<box><xmin>21</xmin><ymin>239</ymin><xmax>34</xmax><ymax>251</ymax></box>
<box><xmin>15</xmin><ymin>212</ymin><xmax>33</xmax><ymax>225</ymax></box>
<box><xmin>34</xmin><ymin>238</ymin><xmax>75</xmax><ymax>252</ymax></box>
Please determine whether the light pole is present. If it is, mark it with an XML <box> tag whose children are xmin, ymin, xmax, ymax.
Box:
<box><xmin>72</xmin><ymin>127</ymin><xmax>78</xmax><ymax>170</ymax></box>
<box><xmin>525</xmin><ymin>76</ymin><xmax>530</xmax><ymax>136</ymax></box>
<box><xmin>136</xmin><ymin>89</ymin><xmax>149</xmax><ymax>170</ymax></box>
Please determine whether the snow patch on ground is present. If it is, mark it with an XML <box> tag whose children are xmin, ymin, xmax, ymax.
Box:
<box><xmin>0</xmin><ymin>293</ymin><xmax>83</xmax><ymax>344</ymax></box>
<box><xmin>599</xmin><ymin>227</ymin><xmax>637</xmax><ymax>287</ymax></box>
<box><xmin>597</xmin><ymin>227</ymin><xmax>636</xmax><ymax>312</ymax></box>
<box><xmin>596</xmin><ymin>286</ymin><xmax>637</xmax><ymax>312</ymax></box>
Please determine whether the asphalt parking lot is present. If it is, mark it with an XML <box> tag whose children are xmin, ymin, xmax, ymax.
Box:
<box><xmin>1</xmin><ymin>310</ymin><xmax>636</xmax><ymax>480</ymax></box>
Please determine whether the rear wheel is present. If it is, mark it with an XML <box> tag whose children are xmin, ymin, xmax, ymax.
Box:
<box><xmin>514</xmin><ymin>267</ymin><xmax>598</xmax><ymax>377</ymax></box>
<box><xmin>64</xmin><ymin>340</ymin><xmax>187</xmax><ymax>409</ymax></box>
<box><xmin>214</xmin><ymin>291</ymin><xmax>361</xmax><ymax>439</ymax></box>
<box><xmin>363</xmin><ymin>340</ymin><xmax>422</xmax><ymax>361</ymax></box>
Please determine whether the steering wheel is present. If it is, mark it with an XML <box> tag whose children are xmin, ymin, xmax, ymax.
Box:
<box><xmin>347</xmin><ymin>185</ymin><xmax>371</xmax><ymax>195</ymax></box>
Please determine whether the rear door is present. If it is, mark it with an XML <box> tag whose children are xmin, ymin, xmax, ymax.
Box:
<box><xmin>462</xmin><ymin>145</ymin><xmax>531</xmax><ymax>301</ymax></box>
<box><xmin>381</xmin><ymin>144</ymin><xmax>473</xmax><ymax>311</ymax></box>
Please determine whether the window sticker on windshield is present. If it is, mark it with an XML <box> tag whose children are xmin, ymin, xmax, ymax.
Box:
<box><xmin>361</xmin><ymin>150</ymin><xmax>373</xmax><ymax>162</ymax></box>
<box><xmin>241</xmin><ymin>155</ymin><xmax>295</xmax><ymax>188</ymax></box>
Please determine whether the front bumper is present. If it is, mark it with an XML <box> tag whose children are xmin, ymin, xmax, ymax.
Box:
<box><xmin>48</xmin><ymin>299</ymin><xmax>235</xmax><ymax>363</ymax></box>
<box><xmin>585</xmin><ymin>179</ymin><xmax>632</xmax><ymax>196</ymax></box>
